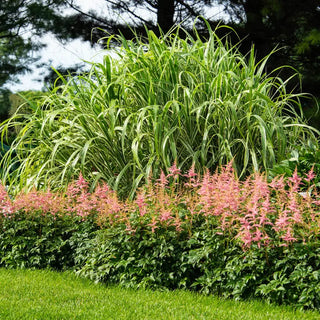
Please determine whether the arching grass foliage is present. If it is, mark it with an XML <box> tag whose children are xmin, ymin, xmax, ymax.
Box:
<box><xmin>1</xmin><ymin>21</ymin><xmax>317</xmax><ymax>196</ymax></box>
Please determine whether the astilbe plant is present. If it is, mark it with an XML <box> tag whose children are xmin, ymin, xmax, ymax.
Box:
<box><xmin>1</xmin><ymin>162</ymin><xmax>320</xmax><ymax>249</ymax></box>
<box><xmin>120</xmin><ymin>162</ymin><xmax>320</xmax><ymax>249</ymax></box>
<box><xmin>2</xmin><ymin>165</ymin><xmax>320</xmax><ymax>309</ymax></box>
<box><xmin>0</xmin><ymin>184</ymin><xmax>13</xmax><ymax>218</ymax></box>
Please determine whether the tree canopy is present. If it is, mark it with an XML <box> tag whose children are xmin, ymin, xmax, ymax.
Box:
<box><xmin>50</xmin><ymin>0</ymin><xmax>219</xmax><ymax>43</ymax></box>
<box><xmin>42</xmin><ymin>0</ymin><xmax>320</xmax><ymax>100</ymax></box>
<box><xmin>0</xmin><ymin>0</ymin><xmax>71</xmax><ymax>88</ymax></box>
<box><xmin>0</xmin><ymin>0</ymin><xmax>220</xmax><ymax>91</ymax></box>
<box><xmin>1</xmin><ymin>0</ymin><xmax>320</xmax><ymax>126</ymax></box>
<box><xmin>219</xmin><ymin>0</ymin><xmax>320</xmax><ymax>95</ymax></box>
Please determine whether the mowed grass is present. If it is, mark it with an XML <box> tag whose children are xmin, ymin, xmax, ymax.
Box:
<box><xmin>0</xmin><ymin>269</ymin><xmax>319</xmax><ymax>320</ymax></box>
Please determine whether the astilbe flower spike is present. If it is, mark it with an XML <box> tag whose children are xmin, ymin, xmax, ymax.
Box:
<box><xmin>288</xmin><ymin>168</ymin><xmax>302</xmax><ymax>193</ymax></box>
<box><xmin>159</xmin><ymin>208</ymin><xmax>173</xmax><ymax>222</ymax></box>
<box><xmin>305</xmin><ymin>165</ymin><xmax>315</xmax><ymax>182</ymax></box>
<box><xmin>167</xmin><ymin>160</ymin><xmax>181</xmax><ymax>178</ymax></box>
<box><xmin>197</xmin><ymin>168</ymin><xmax>213</xmax><ymax>214</ymax></box>
<box><xmin>156</xmin><ymin>170</ymin><xmax>168</xmax><ymax>189</ymax></box>
<box><xmin>0</xmin><ymin>184</ymin><xmax>13</xmax><ymax>216</ymax></box>
<box><xmin>135</xmin><ymin>191</ymin><xmax>148</xmax><ymax>216</ymax></box>
<box><xmin>183</xmin><ymin>163</ymin><xmax>199</xmax><ymax>188</ymax></box>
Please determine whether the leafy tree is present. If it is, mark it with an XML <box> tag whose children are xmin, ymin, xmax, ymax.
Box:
<box><xmin>0</xmin><ymin>0</ymin><xmax>90</xmax><ymax>123</ymax></box>
<box><xmin>1</xmin><ymin>0</ymin><xmax>220</xmax><ymax>92</ymax></box>
<box><xmin>104</xmin><ymin>0</ymin><xmax>216</xmax><ymax>33</ymax></box>
<box><xmin>215</xmin><ymin>0</ymin><xmax>320</xmax><ymax>128</ymax></box>
<box><xmin>56</xmin><ymin>0</ymin><xmax>320</xmax><ymax>100</ymax></box>
<box><xmin>0</xmin><ymin>0</ymin><xmax>71</xmax><ymax>88</ymax></box>
<box><xmin>218</xmin><ymin>0</ymin><xmax>320</xmax><ymax>94</ymax></box>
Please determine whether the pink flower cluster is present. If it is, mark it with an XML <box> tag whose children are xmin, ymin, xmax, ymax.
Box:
<box><xmin>0</xmin><ymin>174</ymin><xmax>118</xmax><ymax>220</ymax></box>
<box><xmin>1</xmin><ymin>163</ymin><xmax>320</xmax><ymax>249</ymax></box>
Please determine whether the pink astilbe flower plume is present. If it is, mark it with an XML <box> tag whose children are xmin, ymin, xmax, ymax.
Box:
<box><xmin>173</xmin><ymin>216</ymin><xmax>182</xmax><ymax>232</ymax></box>
<box><xmin>76</xmin><ymin>173</ymin><xmax>89</xmax><ymax>191</ymax></box>
<box><xmin>156</xmin><ymin>170</ymin><xmax>168</xmax><ymax>189</ymax></box>
<box><xmin>66</xmin><ymin>173</ymin><xmax>89</xmax><ymax>200</ymax></box>
<box><xmin>270</xmin><ymin>175</ymin><xmax>285</xmax><ymax>190</ymax></box>
<box><xmin>288</xmin><ymin>193</ymin><xmax>303</xmax><ymax>224</ymax></box>
<box><xmin>305</xmin><ymin>166</ymin><xmax>316</xmax><ymax>182</ymax></box>
<box><xmin>280</xmin><ymin>227</ymin><xmax>297</xmax><ymax>245</ymax></box>
<box><xmin>167</xmin><ymin>160</ymin><xmax>181</xmax><ymax>178</ymax></box>
<box><xmin>147</xmin><ymin>216</ymin><xmax>158</xmax><ymax>233</ymax></box>
<box><xmin>288</xmin><ymin>168</ymin><xmax>302</xmax><ymax>193</ymax></box>
<box><xmin>184</xmin><ymin>163</ymin><xmax>200</xmax><ymax>188</ymax></box>
<box><xmin>93</xmin><ymin>182</ymin><xmax>111</xmax><ymax>200</ymax></box>
<box><xmin>274</xmin><ymin>212</ymin><xmax>289</xmax><ymax>232</ymax></box>
<box><xmin>135</xmin><ymin>191</ymin><xmax>148</xmax><ymax>216</ymax></box>
<box><xmin>159</xmin><ymin>208</ymin><xmax>173</xmax><ymax>222</ymax></box>
<box><xmin>0</xmin><ymin>184</ymin><xmax>13</xmax><ymax>216</ymax></box>
<box><xmin>197</xmin><ymin>168</ymin><xmax>213</xmax><ymax>214</ymax></box>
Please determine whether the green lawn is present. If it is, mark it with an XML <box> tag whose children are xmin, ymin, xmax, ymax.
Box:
<box><xmin>0</xmin><ymin>268</ymin><xmax>319</xmax><ymax>320</ymax></box>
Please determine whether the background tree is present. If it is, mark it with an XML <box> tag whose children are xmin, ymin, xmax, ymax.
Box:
<box><xmin>55</xmin><ymin>0</ymin><xmax>320</xmax><ymax>97</ymax></box>
<box><xmin>2</xmin><ymin>0</ymin><xmax>320</xmax><ymax>128</ymax></box>
<box><xmin>1</xmin><ymin>0</ymin><xmax>221</xmax><ymax>92</ymax></box>
<box><xmin>50</xmin><ymin>0</ymin><xmax>219</xmax><ymax>44</ymax></box>
<box><xmin>0</xmin><ymin>0</ymin><xmax>72</xmax><ymax>88</ymax></box>
<box><xmin>218</xmin><ymin>0</ymin><xmax>320</xmax><ymax>126</ymax></box>
<box><xmin>0</xmin><ymin>0</ymin><xmax>86</xmax><ymax>123</ymax></box>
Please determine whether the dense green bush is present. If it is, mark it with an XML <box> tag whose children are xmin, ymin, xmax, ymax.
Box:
<box><xmin>1</xmin><ymin>21</ymin><xmax>318</xmax><ymax>196</ymax></box>
<box><xmin>0</xmin><ymin>212</ymin><xmax>97</xmax><ymax>270</ymax></box>
<box><xmin>77</xmin><ymin>221</ymin><xmax>320</xmax><ymax>310</ymax></box>
<box><xmin>1</xmin><ymin>209</ymin><xmax>319</xmax><ymax>310</ymax></box>
<box><xmin>77</xmin><ymin>225</ymin><xmax>193</xmax><ymax>289</ymax></box>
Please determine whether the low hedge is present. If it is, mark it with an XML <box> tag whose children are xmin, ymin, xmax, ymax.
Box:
<box><xmin>0</xmin><ymin>212</ymin><xmax>97</xmax><ymax>270</ymax></box>
<box><xmin>78</xmin><ymin>217</ymin><xmax>320</xmax><ymax>310</ymax></box>
<box><xmin>0</xmin><ymin>212</ymin><xmax>319</xmax><ymax>310</ymax></box>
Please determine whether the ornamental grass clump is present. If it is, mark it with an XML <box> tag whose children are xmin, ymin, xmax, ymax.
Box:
<box><xmin>0</xmin><ymin>21</ymin><xmax>317</xmax><ymax>196</ymax></box>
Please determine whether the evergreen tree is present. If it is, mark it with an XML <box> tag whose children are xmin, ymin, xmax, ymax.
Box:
<box><xmin>218</xmin><ymin>0</ymin><xmax>320</xmax><ymax>96</ymax></box>
<box><xmin>51</xmin><ymin>0</ymin><xmax>218</xmax><ymax>43</ymax></box>
<box><xmin>1</xmin><ymin>0</ymin><xmax>219</xmax><ymax>91</ymax></box>
<box><xmin>0</xmin><ymin>0</ymin><xmax>70</xmax><ymax>88</ymax></box>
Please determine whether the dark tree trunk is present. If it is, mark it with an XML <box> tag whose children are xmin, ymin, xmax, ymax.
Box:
<box><xmin>157</xmin><ymin>0</ymin><xmax>175</xmax><ymax>33</ymax></box>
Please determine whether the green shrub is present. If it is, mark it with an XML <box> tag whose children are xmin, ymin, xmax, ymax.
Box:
<box><xmin>78</xmin><ymin>223</ymin><xmax>320</xmax><ymax>310</ymax></box>
<box><xmin>1</xmin><ymin>21</ymin><xmax>317</xmax><ymax>196</ymax></box>
<box><xmin>77</xmin><ymin>225</ymin><xmax>193</xmax><ymax>289</ymax></box>
<box><xmin>0</xmin><ymin>211</ymin><xmax>97</xmax><ymax>270</ymax></box>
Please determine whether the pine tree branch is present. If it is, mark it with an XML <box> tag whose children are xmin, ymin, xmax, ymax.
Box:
<box><xmin>175</xmin><ymin>0</ymin><xmax>202</xmax><ymax>17</ymax></box>
<box><xmin>104</xmin><ymin>0</ymin><xmax>155</xmax><ymax>27</ymax></box>
<box><xmin>65</xmin><ymin>0</ymin><xmax>112</xmax><ymax>27</ymax></box>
